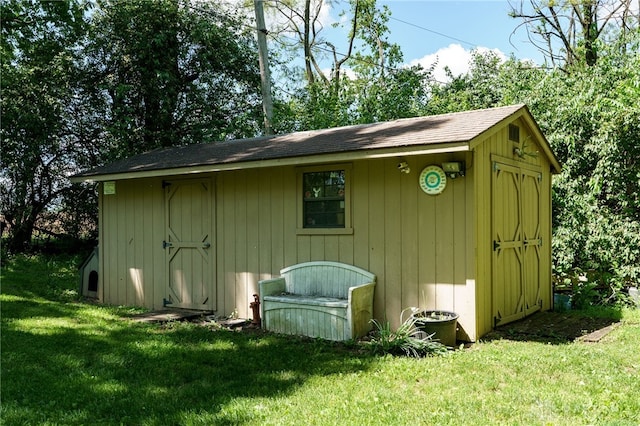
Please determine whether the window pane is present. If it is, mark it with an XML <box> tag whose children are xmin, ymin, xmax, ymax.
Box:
<box><xmin>303</xmin><ymin>170</ymin><xmax>345</xmax><ymax>228</ymax></box>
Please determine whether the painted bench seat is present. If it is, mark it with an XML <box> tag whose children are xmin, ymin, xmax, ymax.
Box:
<box><xmin>259</xmin><ymin>261</ymin><xmax>376</xmax><ymax>341</ymax></box>
<box><xmin>263</xmin><ymin>294</ymin><xmax>349</xmax><ymax>309</ymax></box>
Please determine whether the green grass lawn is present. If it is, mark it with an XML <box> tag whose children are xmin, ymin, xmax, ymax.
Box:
<box><xmin>2</xmin><ymin>254</ymin><xmax>639</xmax><ymax>425</ymax></box>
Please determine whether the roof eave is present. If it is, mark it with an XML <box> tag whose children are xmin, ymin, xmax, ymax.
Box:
<box><xmin>70</xmin><ymin>141</ymin><xmax>471</xmax><ymax>183</ymax></box>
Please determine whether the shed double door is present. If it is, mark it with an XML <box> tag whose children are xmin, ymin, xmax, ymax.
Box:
<box><xmin>492</xmin><ymin>160</ymin><xmax>542</xmax><ymax>326</ymax></box>
<box><xmin>164</xmin><ymin>179</ymin><xmax>214</xmax><ymax>310</ymax></box>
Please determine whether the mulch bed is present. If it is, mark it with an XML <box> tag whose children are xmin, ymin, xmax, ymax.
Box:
<box><xmin>129</xmin><ymin>308</ymin><xmax>620</xmax><ymax>345</ymax></box>
<box><xmin>129</xmin><ymin>308</ymin><xmax>214</xmax><ymax>323</ymax></box>
<box><xmin>483</xmin><ymin>311</ymin><xmax>620</xmax><ymax>344</ymax></box>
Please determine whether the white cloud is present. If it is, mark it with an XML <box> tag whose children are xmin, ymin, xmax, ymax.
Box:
<box><xmin>409</xmin><ymin>43</ymin><xmax>507</xmax><ymax>83</ymax></box>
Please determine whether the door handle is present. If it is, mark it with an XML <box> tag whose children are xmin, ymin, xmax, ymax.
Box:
<box><xmin>202</xmin><ymin>242</ymin><xmax>211</xmax><ymax>249</ymax></box>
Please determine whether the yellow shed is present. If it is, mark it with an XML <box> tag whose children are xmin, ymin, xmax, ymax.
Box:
<box><xmin>72</xmin><ymin>104</ymin><xmax>561</xmax><ymax>341</ymax></box>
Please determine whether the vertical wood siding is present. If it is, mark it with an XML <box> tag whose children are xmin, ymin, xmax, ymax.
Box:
<box><xmin>213</xmin><ymin>154</ymin><xmax>474</xmax><ymax>335</ymax></box>
<box><xmin>100</xmin><ymin>178</ymin><xmax>165</xmax><ymax>308</ymax></box>
<box><xmin>100</xmin><ymin>156</ymin><xmax>474</xmax><ymax>336</ymax></box>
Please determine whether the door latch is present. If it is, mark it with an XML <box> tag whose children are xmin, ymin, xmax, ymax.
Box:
<box><xmin>162</xmin><ymin>240</ymin><xmax>173</xmax><ymax>249</ymax></box>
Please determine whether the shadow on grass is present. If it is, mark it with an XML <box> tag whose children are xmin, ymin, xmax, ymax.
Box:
<box><xmin>482</xmin><ymin>309</ymin><xmax>623</xmax><ymax>344</ymax></box>
<box><xmin>1</xmin><ymin>289</ymin><xmax>375</xmax><ymax>425</ymax></box>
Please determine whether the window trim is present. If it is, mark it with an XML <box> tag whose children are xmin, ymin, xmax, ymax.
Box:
<box><xmin>296</xmin><ymin>164</ymin><xmax>353</xmax><ymax>235</ymax></box>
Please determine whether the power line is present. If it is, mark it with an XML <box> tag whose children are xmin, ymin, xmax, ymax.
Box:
<box><xmin>213</xmin><ymin>0</ymin><xmax>480</xmax><ymax>49</ymax></box>
<box><xmin>388</xmin><ymin>16</ymin><xmax>477</xmax><ymax>48</ymax></box>
<box><xmin>329</xmin><ymin>0</ymin><xmax>480</xmax><ymax>48</ymax></box>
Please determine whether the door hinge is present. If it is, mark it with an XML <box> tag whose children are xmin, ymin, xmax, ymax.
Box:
<box><xmin>163</xmin><ymin>240</ymin><xmax>173</xmax><ymax>249</ymax></box>
<box><xmin>163</xmin><ymin>298</ymin><xmax>173</xmax><ymax>307</ymax></box>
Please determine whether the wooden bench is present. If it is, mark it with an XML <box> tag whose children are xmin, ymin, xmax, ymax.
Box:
<box><xmin>258</xmin><ymin>261</ymin><xmax>376</xmax><ymax>341</ymax></box>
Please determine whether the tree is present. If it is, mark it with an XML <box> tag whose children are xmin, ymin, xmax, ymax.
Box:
<box><xmin>347</xmin><ymin>0</ymin><xmax>430</xmax><ymax>123</ymax></box>
<box><xmin>1</xmin><ymin>0</ymin><xmax>91</xmax><ymax>252</ymax></box>
<box><xmin>269</xmin><ymin>0</ymin><xmax>431</xmax><ymax>130</ymax></box>
<box><xmin>424</xmin><ymin>50</ymin><xmax>509</xmax><ymax>115</ymax></box>
<box><xmin>527</xmin><ymin>36</ymin><xmax>640</xmax><ymax>300</ymax></box>
<box><xmin>86</xmin><ymin>0</ymin><xmax>263</xmax><ymax>158</ymax></box>
<box><xmin>1</xmin><ymin>0</ymin><xmax>265</xmax><ymax>252</ymax></box>
<box><xmin>509</xmin><ymin>0</ymin><xmax>638</xmax><ymax>67</ymax></box>
<box><xmin>268</xmin><ymin>0</ymin><xmax>356</xmax><ymax>87</ymax></box>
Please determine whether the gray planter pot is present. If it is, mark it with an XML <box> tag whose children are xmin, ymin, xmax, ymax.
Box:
<box><xmin>412</xmin><ymin>310</ymin><xmax>459</xmax><ymax>347</ymax></box>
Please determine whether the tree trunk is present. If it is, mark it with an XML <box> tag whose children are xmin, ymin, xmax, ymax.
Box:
<box><xmin>582</xmin><ymin>2</ymin><xmax>597</xmax><ymax>66</ymax></box>
<box><xmin>303</xmin><ymin>0</ymin><xmax>314</xmax><ymax>85</ymax></box>
<box><xmin>7</xmin><ymin>214</ymin><xmax>38</xmax><ymax>253</ymax></box>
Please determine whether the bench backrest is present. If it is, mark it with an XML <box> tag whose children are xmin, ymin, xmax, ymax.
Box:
<box><xmin>280</xmin><ymin>261</ymin><xmax>376</xmax><ymax>299</ymax></box>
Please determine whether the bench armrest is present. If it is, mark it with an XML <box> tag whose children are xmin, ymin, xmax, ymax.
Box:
<box><xmin>259</xmin><ymin>276</ymin><xmax>285</xmax><ymax>302</ymax></box>
<box><xmin>348</xmin><ymin>281</ymin><xmax>376</xmax><ymax>338</ymax></box>
<box><xmin>259</xmin><ymin>277</ymin><xmax>286</xmax><ymax>295</ymax></box>
<box><xmin>259</xmin><ymin>277</ymin><xmax>286</xmax><ymax>330</ymax></box>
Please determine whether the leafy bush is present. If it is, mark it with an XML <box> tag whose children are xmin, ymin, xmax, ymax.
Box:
<box><xmin>539</xmin><ymin>43</ymin><xmax>640</xmax><ymax>304</ymax></box>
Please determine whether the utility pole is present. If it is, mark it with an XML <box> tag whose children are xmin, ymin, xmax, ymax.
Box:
<box><xmin>254</xmin><ymin>0</ymin><xmax>274</xmax><ymax>135</ymax></box>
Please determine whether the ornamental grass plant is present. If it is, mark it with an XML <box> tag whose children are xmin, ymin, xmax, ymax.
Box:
<box><xmin>366</xmin><ymin>311</ymin><xmax>449</xmax><ymax>357</ymax></box>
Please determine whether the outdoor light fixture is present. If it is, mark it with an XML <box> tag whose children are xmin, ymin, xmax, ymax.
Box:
<box><xmin>442</xmin><ymin>161</ymin><xmax>465</xmax><ymax>179</ymax></box>
<box><xmin>397</xmin><ymin>161</ymin><xmax>411</xmax><ymax>174</ymax></box>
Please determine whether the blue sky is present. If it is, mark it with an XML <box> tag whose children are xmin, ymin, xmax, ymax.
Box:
<box><xmin>379</xmin><ymin>1</ymin><xmax>543</xmax><ymax>62</ymax></box>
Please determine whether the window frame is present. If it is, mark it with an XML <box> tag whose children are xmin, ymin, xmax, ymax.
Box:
<box><xmin>296</xmin><ymin>164</ymin><xmax>353</xmax><ymax>235</ymax></box>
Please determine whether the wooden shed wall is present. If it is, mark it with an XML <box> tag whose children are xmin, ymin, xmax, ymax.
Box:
<box><xmin>98</xmin><ymin>153</ymin><xmax>476</xmax><ymax>338</ymax></box>
<box><xmin>472</xmin><ymin>116</ymin><xmax>553</xmax><ymax>337</ymax></box>
<box><xmin>214</xmin><ymin>153</ymin><xmax>475</xmax><ymax>337</ymax></box>
<box><xmin>99</xmin><ymin>178</ymin><xmax>166</xmax><ymax>308</ymax></box>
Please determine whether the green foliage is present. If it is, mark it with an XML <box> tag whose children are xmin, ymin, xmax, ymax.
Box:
<box><xmin>425</xmin><ymin>50</ymin><xmax>507</xmax><ymax>114</ymax></box>
<box><xmin>530</xmin><ymin>34</ymin><xmax>640</xmax><ymax>300</ymax></box>
<box><xmin>273</xmin><ymin>0</ymin><xmax>432</xmax><ymax>132</ymax></box>
<box><xmin>1</xmin><ymin>0</ymin><xmax>264</xmax><ymax>252</ymax></box>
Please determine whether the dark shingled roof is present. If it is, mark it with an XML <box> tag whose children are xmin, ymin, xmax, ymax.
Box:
<box><xmin>74</xmin><ymin>104</ymin><xmax>529</xmax><ymax>179</ymax></box>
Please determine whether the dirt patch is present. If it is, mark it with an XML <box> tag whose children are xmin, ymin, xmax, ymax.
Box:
<box><xmin>129</xmin><ymin>308</ymin><xmax>214</xmax><ymax>323</ymax></box>
<box><xmin>483</xmin><ymin>311</ymin><xmax>620</xmax><ymax>344</ymax></box>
